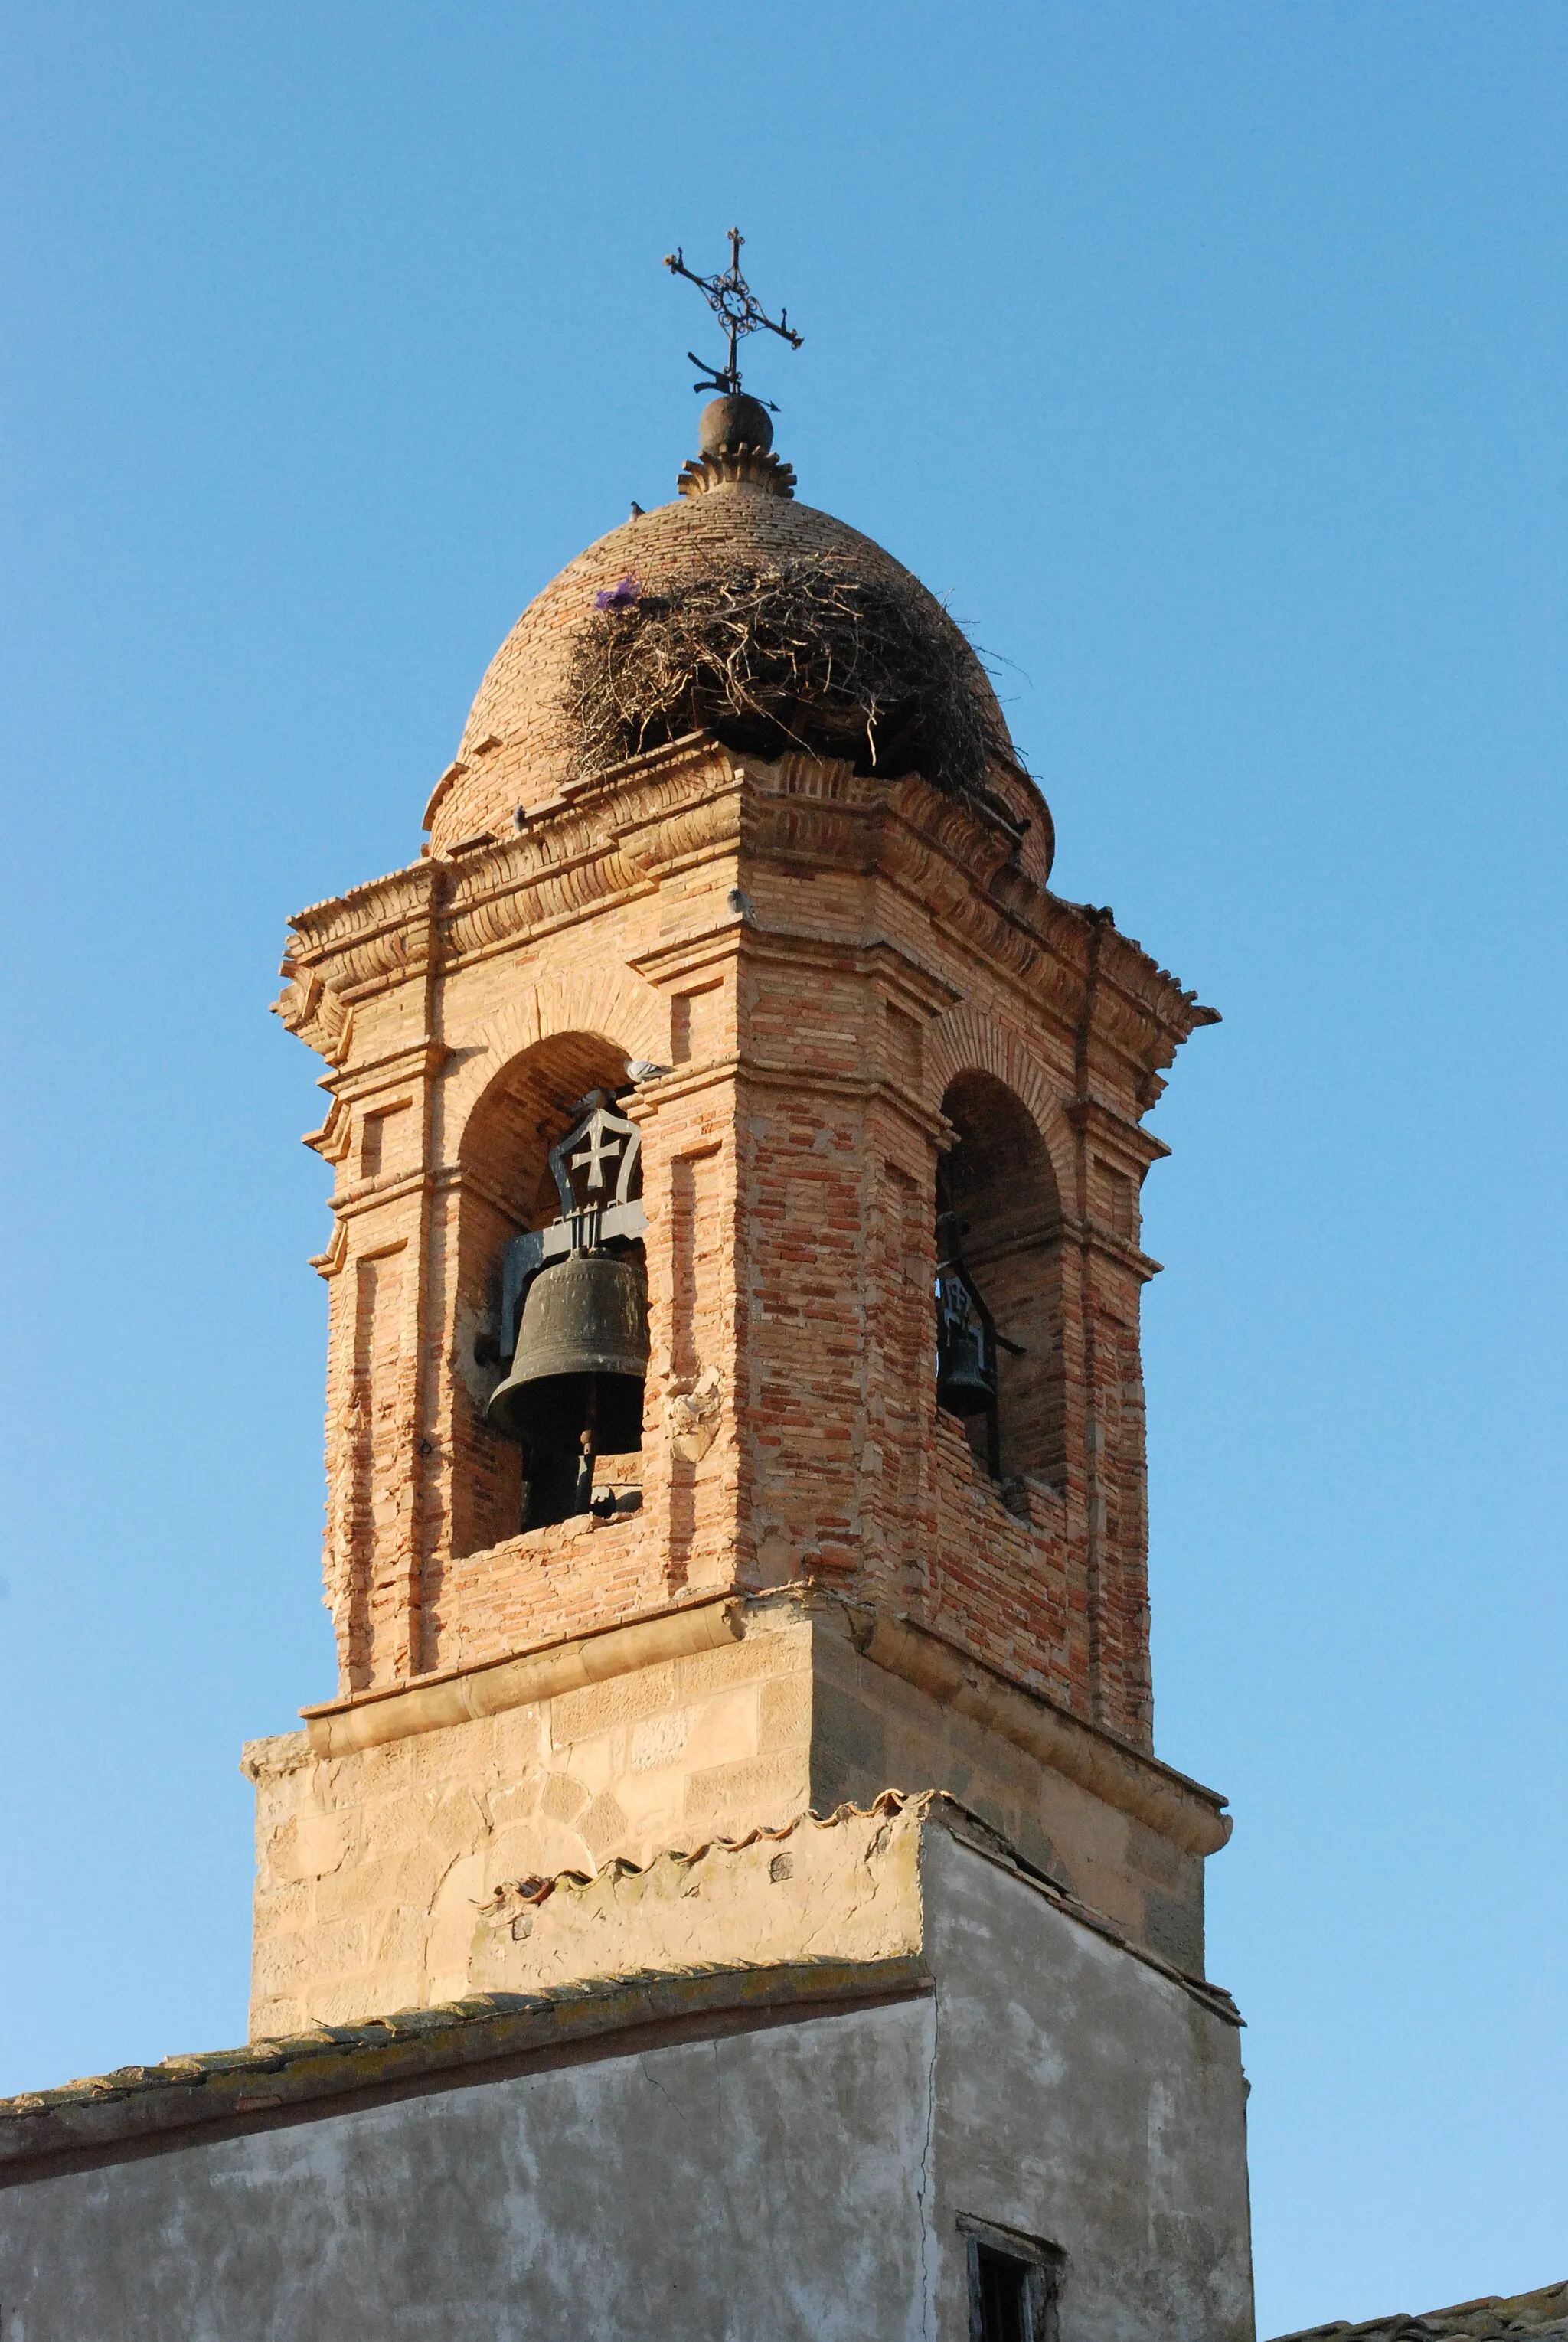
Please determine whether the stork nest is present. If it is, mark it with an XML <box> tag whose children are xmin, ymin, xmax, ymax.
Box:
<box><xmin>560</xmin><ymin>560</ymin><xmax>1018</xmax><ymax>799</ymax></box>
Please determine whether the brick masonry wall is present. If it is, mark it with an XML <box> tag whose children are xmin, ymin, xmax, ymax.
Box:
<box><xmin>274</xmin><ymin>740</ymin><xmax>1209</xmax><ymax>1756</ymax></box>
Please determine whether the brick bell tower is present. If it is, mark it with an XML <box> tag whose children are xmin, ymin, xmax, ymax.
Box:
<box><xmin>250</xmin><ymin>386</ymin><xmax>1232</xmax><ymax>2046</ymax></box>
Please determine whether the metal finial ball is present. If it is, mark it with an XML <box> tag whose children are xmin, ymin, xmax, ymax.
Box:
<box><xmin>698</xmin><ymin>394</ymin><xmax>774</xmax><ymax>456</ymax></box>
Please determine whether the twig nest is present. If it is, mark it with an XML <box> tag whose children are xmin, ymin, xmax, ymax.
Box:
<box><xmin>439</xmin><ymin>483</ymin><xmax>1055</xmax><ymax>884</ymax></box>
<box><xmin>562</xmin><ymin>556</ymin><xmax>1021</xmax><ymax>802</ymax></box>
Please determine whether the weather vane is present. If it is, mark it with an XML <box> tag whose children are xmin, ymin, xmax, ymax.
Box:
<box><xmin>663</xmin><ymin>227</ymin><xmax>802</xmax><ymax>404</ymax></box>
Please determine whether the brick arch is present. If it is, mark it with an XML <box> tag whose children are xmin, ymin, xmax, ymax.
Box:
<box><xmin>443</xmin><ymin>963</ymin><xmax>667</xmax><ymax>1138</ymax></box>
<box><xmin>926</xmin><ymin>1007</ymin><xmax>1073</xmax><ymax>1488</ymax></box>
<box><xmin>922</xmin><ymin>1005</ymin><xmax>1073</xmax><ymax>1198</ymax></box>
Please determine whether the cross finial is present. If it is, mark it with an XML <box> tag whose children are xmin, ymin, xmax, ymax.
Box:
<box><xmin>662</xmin><ymin>227</ymin><xmax>803</xmax><ymax>402</ymax></box>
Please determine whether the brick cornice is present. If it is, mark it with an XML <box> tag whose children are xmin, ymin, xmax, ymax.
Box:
<box><xmin>325</xmin><ymin>1168</ymin><xmax>431</xmax><ymax>1227</ymax></box>
<box><xmin>273</xmin><ymin>742</ymin><xmax>1217</xmax><ymax>1122</ymax></box>
<box><xmin>318</xmin><ymin>1037</ymin><xmax>448</xmax><ymax>1102</ymax></box>
<box><xmin>1066</xmin><ymin>1093</ymin><xmax>1174</xmax><ymax>1171</ymax></box>
<box><xmin>626</xmin><ymin>919</ymin><xmax>747</xmax><ymax>990</ymax></box>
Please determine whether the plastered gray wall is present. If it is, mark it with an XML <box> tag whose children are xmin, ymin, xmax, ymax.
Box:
<box><xmin>0</xmin><ymin>2000</ymin><xmax>933</xmax><ymax>2342</ymax></box>
<box><xmin>925</xmin><ymin>1829</ymin><xmax>1255</xmax><ymax>2342</ymax></box>
<box><xmin>0</xmin><ymin>1835</ymin><xmax>1253</xmax><ymax>2341</ymax></box>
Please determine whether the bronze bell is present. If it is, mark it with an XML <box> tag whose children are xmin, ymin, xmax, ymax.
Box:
<box><xmin>487</xmin><ymin>1250</ymin><xmax>649</xmax><ymax>1454</ymax></box>
<box><xmin>936</xmin><ymin>1319</ymin><xmax>994</xmax><ymax>1418</ymax></box>
<box><xmin>936</xmin><ymin>1268</ymin><xmax>995</xmax><ymax>1419</ymax></box>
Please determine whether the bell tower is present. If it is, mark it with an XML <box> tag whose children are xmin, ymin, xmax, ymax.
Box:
<box><xmin>249</xmin><ymin>388</ymin><xmax>1230</xmax><ymax>2037</ymax></box>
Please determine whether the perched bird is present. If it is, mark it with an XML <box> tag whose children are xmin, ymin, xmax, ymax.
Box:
<box><xmin>629</xmin><ymin>501</ymin><xmax>645</xmax><ymax>518</ymax></box>
<box><xmin>625</xmin><ymin>1059</ymin><xmax>672</xmax><ymax>1083</ymax></box>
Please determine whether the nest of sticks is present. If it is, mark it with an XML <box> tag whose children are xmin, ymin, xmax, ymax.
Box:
<box><xmin>560</xmin><ymin>560</ymin><xmax>1018</xmax><ymax>799</ymax></box>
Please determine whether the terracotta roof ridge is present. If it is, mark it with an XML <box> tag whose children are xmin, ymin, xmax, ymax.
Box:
<box><xmin>1267</xmin><ymin>2283</ymin><xmax>1568</xmax><ymax>2342</ymax></box>
<box><xmin>0</xmin><ymin>1957</ymin><xmax>931</xmax><ymax>2183</ymax></box>
<box><xmin>478</xmin><ymin>1785</ymin><xmax>915</xmax><ymax>1913</ymax></box>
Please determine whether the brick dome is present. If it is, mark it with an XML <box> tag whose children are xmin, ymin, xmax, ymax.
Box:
<box><xmin>426</xmin><ymin>475</ymin><xmax>1054</xmax><ymax>885</ymax></box>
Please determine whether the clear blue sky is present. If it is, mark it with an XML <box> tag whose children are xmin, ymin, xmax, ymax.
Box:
<box><xmin>2</xmin><ymin>5</ymin><xmax>1563</xmax><ymax>2331</ymax></box>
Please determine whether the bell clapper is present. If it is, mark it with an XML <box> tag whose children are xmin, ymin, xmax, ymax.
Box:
<box><xmin>574</xmin><ymin>1380</ymin><xmax>599</xmax><ymax>1517</ymax></box>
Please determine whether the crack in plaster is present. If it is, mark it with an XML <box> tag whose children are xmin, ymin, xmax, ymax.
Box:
<box><xmin>918</xmin><ymin>1979</ymin><xmax>939</xmax><ymax>2341</ymax></box>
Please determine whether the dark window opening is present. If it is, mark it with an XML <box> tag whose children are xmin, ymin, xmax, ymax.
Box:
<box><xmin>937</xmin><ymin>1073</ymin><xmax>1065</xmax><ymax>1487</ymax></box>
<box><xmin>485</xmin><ymin>1089</ymin><xmax>648</xmax><ymax>1530</ymax></box>
<box><xmin>975</xmin><ymin>2246</ymin><xmax>1031</xmax><ymax>2342</ymax></box>
<box><xmin>454</xmin><ymin>1034</ymin><xmax>648</xmax><ymax>1553</ymax></box>
<box><xmin>962</xmin><ymin>2216</ymin><xmax>1063</xmax><ymax>2342</ymax></box>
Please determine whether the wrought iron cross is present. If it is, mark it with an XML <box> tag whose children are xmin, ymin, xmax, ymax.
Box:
<box><xmin>663</xmin><ymin>227</ymin><xmax>803</xmax><ymax>399</ymax></box>
<box><xmin>570</xmin><ymin>1119</ymin><xmax>620</xmax><ymax>1194</ymax></box>
<box><xmin>548</xmin><ymin>1095</ymin><xmax>642</xmax><ymax>1216</ymax></box>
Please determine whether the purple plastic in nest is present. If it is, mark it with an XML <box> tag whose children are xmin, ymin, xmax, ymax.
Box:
<box><xmin>594</xmin><ymin>575</ymin><xmax>641</xmax><ymax>611</ymax></box>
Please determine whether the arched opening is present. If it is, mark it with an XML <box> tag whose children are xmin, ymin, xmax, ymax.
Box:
<box><xmin>452</xmin><ymin>1033</ymin><xmax>647</xmax><ymax>1550</ymax></box>
<box><xmin>936</xmin><ymin>1072</ymin><xmax>1065</xmax><ymax>1485</ymax></box>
